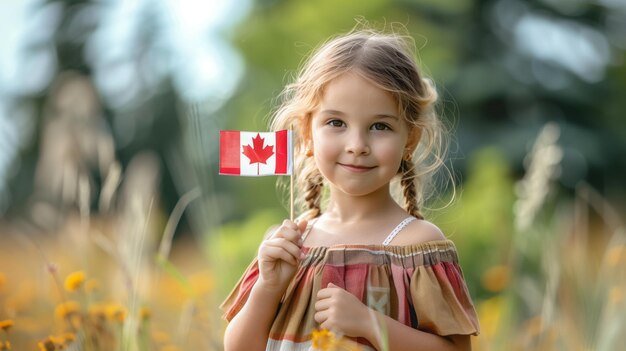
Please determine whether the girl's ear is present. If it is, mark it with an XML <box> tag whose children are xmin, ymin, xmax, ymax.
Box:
<box><xmin>405</xmin><ymin>127</ymin><xmax>422</xmax><ymax>157</ymax></box>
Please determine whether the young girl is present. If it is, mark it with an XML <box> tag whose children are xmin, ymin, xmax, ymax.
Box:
<box><xmin>221</xmin><ymin>29</ymin><xmax>480</xmax><ymax>351</ymax></box>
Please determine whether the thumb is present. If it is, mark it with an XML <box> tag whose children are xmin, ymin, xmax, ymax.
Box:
<box><xmin>296</xmin><ymin>219</ymin><xmax>308</xmax><ymax>234</ymax></box>
<box><xmin>327</xmin><ymin>282</ymin><xmax>339</xmax><ymax>288</ymax></box>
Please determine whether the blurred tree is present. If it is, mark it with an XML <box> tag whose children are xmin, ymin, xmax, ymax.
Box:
<box><xmin>5</xmin><ymin>0</ymin><xmax>108</xmax><ymax>223</ymax></box>
<box><xmin>434</xmin><ymin>147</ymin><xmax>516</xmax><ymax>299</ymax></box>
<box><xmin>3</xmin><ymin>0</ymin><xmax>624</xmax><ymax>236</ymax></box>
<box><xmin>4</xmin><ymin>0</ymin><xmax>189</xmax><ymax>234</ymax></box>
<box><xmin>215</xmin><ymin>0</ymin><xmax>626</xmax><ymax>223</ymax></box>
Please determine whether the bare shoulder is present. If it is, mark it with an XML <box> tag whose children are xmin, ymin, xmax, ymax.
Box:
<box><xmin>389</xmin><ymin>219</ymin><xmax>447</xmax><ymax>246</ymax></box>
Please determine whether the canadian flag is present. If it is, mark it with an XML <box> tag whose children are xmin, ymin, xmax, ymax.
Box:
<box><xmin>219</xmin><ymin>130</ymin><xmax>292</xmax><ymax>176</ymax></box>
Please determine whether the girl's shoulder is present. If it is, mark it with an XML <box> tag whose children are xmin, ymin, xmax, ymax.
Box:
<box><xmin>386</xmin><ymin>218</ymin><xmax>447</xmax><ymax>246</ymax></box>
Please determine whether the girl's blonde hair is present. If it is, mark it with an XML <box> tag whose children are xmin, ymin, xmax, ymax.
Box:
<box><xmin>270</xmin><ymin>28</ymin><xmax>448</xmax><ymax>220</ymax></box>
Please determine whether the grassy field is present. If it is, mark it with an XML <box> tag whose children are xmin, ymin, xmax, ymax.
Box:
<box><xmin>1</xmin><ymin>124</ymin><xmax>625</xmax><ymax>350</ymax></box>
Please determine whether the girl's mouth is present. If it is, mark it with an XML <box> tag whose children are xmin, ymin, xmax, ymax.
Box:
<box><xmin>338</xmin><ymin>163</ymin><xmax>376</xmax><ymax>172</ymax></box>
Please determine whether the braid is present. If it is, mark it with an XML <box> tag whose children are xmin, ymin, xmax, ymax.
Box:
<box><xmin>304</xmin><ymin>170</ymin><xmax>323</xmax><ymax>219</ymax></box>
<box><xmin>400</xmin><ymin>159</ymin><xmax>424</xmax><ymax>220</ymax></box>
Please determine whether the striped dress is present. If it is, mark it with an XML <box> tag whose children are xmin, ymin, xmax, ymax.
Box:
<box><xmin>221</xmin><ymin>218</ymin><xmax>480</xmax><ymax>350</ymax></box>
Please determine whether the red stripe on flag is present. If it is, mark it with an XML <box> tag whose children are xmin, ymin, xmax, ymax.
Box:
<box><xmin>219</xmin><ymin>131</ymin><xmax>241</xmax><ymax>175</ymax></box>
<box><xmin>275</xmin><ymin>130</ymin><xmax>288</xmax><ymax>174</ymax></box>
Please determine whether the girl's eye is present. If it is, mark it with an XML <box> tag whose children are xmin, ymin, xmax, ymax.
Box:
<box><xmin>327</xmin><ymin>119</ymin><xmax>345</xmax><ymax>127</ymax></box>
<box><xmin>371</xmin><ymin>122</ymin><xmax>391</xmax><ymax>131</ymax></box>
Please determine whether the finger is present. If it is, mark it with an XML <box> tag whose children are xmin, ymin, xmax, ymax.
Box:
<box><xmin>327</xmin><ymin>282</ymin><xmax>339</xmax><ymax>288</ymax></box>
<box><xmin>273</xmin><ymin>224</ymin><xmax>302</xmax><ymax>244</ymax></box>
<box><xmin>259</xmin><ymin>245</ymin><xmax>298</xmax><ymax>265</ymax></box>
<box><xmin>282</xmin><ymin>219</ymin><xmax>299</xmax><ymax>231</ymax></box>
<box><xmin>266</xmin><ymin>238</ymin><xmax>302</xmax><ymax>261</ymax></box>
<box><xmin>266</xmin><ymin>220</ymin><xmax>296</xmax><ymax>239</ymax></box>
<box><xmin>296</xmin><ymin>219</ymin><xmax>308</xmax><ymax>234</ymax></box>
<box><xmin>316</xmin><ymin>287</ymin><xmax>333</xmax><ymax>300</ymax></box>
<box><xmin>265</xmin><ymin>241</ymin><xmax>300</xmax><ymax>264</ymax></box>
<box><xmin>314</xmin><ymin>310</ymin><xmax>328</xmax><ymax>324</ymax></box>
<box><xmin>314</xmin><ymin>298</ymin><xmax>331</xmax><ymax>312</ymax></box>
<box><xmin>283</xmin><ymin>229</ymin><xmax>303</xmax><ymax>245</ymax></box>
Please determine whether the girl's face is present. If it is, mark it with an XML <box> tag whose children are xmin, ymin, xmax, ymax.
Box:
<box><xmin>310</xmin><ymin>71</ymin><xmax>410</xmax><ymax>197</ymax></box>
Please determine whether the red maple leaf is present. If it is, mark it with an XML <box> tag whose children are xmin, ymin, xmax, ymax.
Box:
<box><xmin>242</xmin><ymin>133</ymin><xmax>274</xmax><ymax>174</ymax></box>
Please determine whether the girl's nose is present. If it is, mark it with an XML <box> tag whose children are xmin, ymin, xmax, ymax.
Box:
<box><xmin>345</xmin><ymin>131</ymin><xmax>370</xmax><ymax>155</ymax></box>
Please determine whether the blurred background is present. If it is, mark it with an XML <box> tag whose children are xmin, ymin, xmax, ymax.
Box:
<box><xmin>0</xmin><ymin>0</ymin><xmax>625</xmax><ymax>350</ymax></box>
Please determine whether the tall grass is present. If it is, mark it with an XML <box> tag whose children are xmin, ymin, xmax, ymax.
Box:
<box><xmin>0</xmin><ymin>122</ymin><xmax>623</xmax><ymax>350</ymax></box>
<box><xmin>472</xmin><ymin>123</ymin><xmax>626</xmax><ymax>351</ymax></box>
<box><xmin>0</xmin><ymin>161</ymin><xmax>219</xmax><ymax>350</ymax></box>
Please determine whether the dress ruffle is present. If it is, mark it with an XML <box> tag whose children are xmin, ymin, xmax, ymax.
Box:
<box><xmin>221</xmin><ymin>240</ymin><xmax>480</xmax><ymax>347</ymax></box>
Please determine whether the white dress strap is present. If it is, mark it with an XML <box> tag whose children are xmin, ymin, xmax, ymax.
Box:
<box><xmin>382</xmin><ymin>217</ymin><xmax>417</xmax><ymax>246</ymax></box>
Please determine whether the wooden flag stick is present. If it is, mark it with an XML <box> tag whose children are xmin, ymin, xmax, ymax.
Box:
<box><xmin>290</xmin><ymin>172</ymin><xmax>294</xmax><ymax>221</ymax></box>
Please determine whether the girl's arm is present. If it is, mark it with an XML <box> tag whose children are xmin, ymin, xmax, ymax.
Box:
<box><xmin>223</xmin><ymin>219</ymin><xmax>308</xmax><ymax>351</ymax></box>
<box><xmin>315</xmin><ymin>283</ymin><xmax>471</xmax><ymax>351</ymax></box>
<box><xmin>364</xmin><ymin>312</ymin><xmax>470</xmax><ymax>351</ymax></box>
<box><xmin>223</xmin><ymin>282</ymin><xmax>284</xmax><ymax>351</ymax></box>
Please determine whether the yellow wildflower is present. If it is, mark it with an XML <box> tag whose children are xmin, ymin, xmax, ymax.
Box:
<box><xmin>88</xmin><ymin>304</ymin><xmax>107</xmax><ymax>319</ymax></box>
<box><xmin>140</xmin><ymin>307</ymin><xmax>151</xmax><ymax>321</ymax></box>
<box><xmin>0</xmin><ymin>319</ymin><xmax>14</xmax><ymax>331</ymax></box>
<box><xmin>48</xmin><ymin>335</ymin><xmax>65</xmax><ymax>345</ymax></box>
<box><xmin>311</xmin><ymin>328</ymin><xmax>338</xmax><ymax>350</ymax></box>
<box><xmin>64</xmin><ymin>271</ymin><xmax>86</xmax><ymax>292</ymax></box>
<box><xmin>61</xmin><ymin>332</ymin><xmax>76</xmax><ymax>343</ymax></box>
<box><xmin>55</xmin><ymin>300</ymin><xmax>80</xmax><ymax>319</ymax></box>
<box><xmin>115</xmin><ymin>309</ymin><xmax>128</xmax><ymax>323</ymax></box>
<box><xmin>45</xmin><ymin>332</ymin><xmax>75</xmax><ymax>347</ymax></box>
<box><xmin>0</xmin><ymin>340</ymin><xmax>11</xmax><ymax>350</ymax></box>
<box><xmin>106</xmin><ymin>303</ymin><xmax>127</xmax><ymax>323</ymax></box>
<box><xmin>38</xmin><ymin>339</ymin><xmax>55</xmax><ymax>351</ymax></box>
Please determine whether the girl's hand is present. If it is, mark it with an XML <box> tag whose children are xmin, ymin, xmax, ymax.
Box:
<box><xmin>256</xmin><ymin>219</ymin><xmax>308</xmax><ymax>294</ymax></box>
<box><xmin>314</xmin><ymin>283</ymin><xmax>373</xmax><ymax>337</ymax></box>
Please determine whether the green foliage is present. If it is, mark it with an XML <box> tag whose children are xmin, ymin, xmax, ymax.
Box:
<box><xmin>434</xmin><ymin>147</ymin><xmax>515</xmax><ymax>299</ymax></box>
<box><xmin>207</xmin><ymin>208</ymin><xmax>286</xmax><ymax>298</ymax></box>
